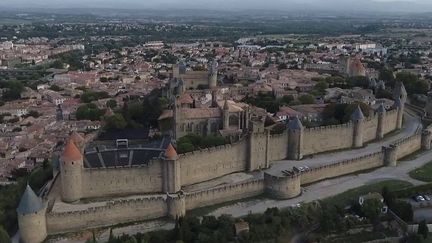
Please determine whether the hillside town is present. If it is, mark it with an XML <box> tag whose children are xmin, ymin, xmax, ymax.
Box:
<box><xmin>2</xmin><ymin>7</ymin><xmax>432</xmax><ymax>243</ymax></box>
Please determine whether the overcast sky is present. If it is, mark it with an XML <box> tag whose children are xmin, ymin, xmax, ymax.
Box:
<box><xmin>3</xmin><ymin>0</ymin><xmax>432</xmax><ymax>12</ymax></box>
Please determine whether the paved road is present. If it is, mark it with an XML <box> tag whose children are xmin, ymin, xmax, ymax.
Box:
<box><xmin>209</xmin><ymin>147</ymin><xmax>432</xmax><ymax>218</ymax></box>
<box><xmin>207</xmin><ymin>112</ymin><xmax>432</xmax><ymax>218</ymax></box>
<box><xmin>185</xmin><ymin>111</ymin><xmax>422</xmax><ymax>192</ymax></box>
<box><xmin>268</xmin><ymin>111</ymin><xmax>422</xmax><ymax>174</ymax></box>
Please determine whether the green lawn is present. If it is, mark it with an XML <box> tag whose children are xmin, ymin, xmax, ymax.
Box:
<box><xmin>409</xmin><ymin>161</ymin><xmax>432</xmax><ymax>182</ymax></box>
<box><xmin>322</xmin><ymin>180</ymin><xmax>413</xmax><ymax>207</ymax></box>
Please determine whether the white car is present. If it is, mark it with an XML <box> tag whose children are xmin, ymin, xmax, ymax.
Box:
<box><xmin>415</xmin><ymin>195</ymin><xmax>426</xmax><ymax>202</ymax></box>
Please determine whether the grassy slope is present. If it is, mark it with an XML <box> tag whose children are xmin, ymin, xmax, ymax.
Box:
<box><xmin>322</xmin><ymin>180</ymin><xmax>413</xmax><ymax>207</ymax></box>
<box><xmin>409</xmin><ymin>161</ymin><xmax>432</xmax><ymax>182</ymax></box>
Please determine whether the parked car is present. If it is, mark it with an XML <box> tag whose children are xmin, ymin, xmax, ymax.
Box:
<box><xmin>424</xmin><ymin>195</ymin><xmax>431</xmax><ymax>201</ymax></box>
<box><xmin>414</xmin><ymin>195</ymin><xmax>426</xmax><ymax>202</ymax></box>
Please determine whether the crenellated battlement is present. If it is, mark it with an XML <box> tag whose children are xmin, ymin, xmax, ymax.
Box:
<box><xmin>48</xmin><ymin>195</ymin><xmax>167</xmax><ymax>217</ymax></box>
<box><xmin>307</xmin><ymin>151</ymin><xmax>383</xmax><ymax>172</ymax></box>
<box><xmin>178</xmin><ymin>139</ymin><xmax>245</xmax><ymax>159</ymax></box>
<box><xmin>305</xmin><ymin>122</ymin><xmax>353</xmax><ymax>133</ymax></box>
<box><xmin>392</xmin><ymin>133</ymin><xmax>422</xmax><ymax>146</ymax></box>
<box><xmin>185</xmin><ymin>178</ymin><xmax>264</xmax><ymax>198</ymax></box>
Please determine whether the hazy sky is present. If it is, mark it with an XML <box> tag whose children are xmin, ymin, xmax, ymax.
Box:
<box><xmin>3</xmin><ymin>0</ymin><xmax>432</xmax><ymax>12</ymax></box>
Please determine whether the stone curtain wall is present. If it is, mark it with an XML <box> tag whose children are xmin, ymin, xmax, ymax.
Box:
<box><xmin>394</xmin><ymin>133</ymin><xmax>422</xmax><ymax>160</ymax></box>
<box><xmin>383</xmin><ymin>110</ymin><xmax>399</xmax><ymax>134</ymax></box>
<box><xmin>300</xmin><ymin>151</ymin><xmax>385</xmax><ymax>185</ymax></box>
<box><xmin>46</xmin><ymin>196</ymin><xmax>167</xmax><ymax>234</ymax></box>
<box><xmin>81</xmin><ymin>161</ymin><xmax>164</xmax><ymax>199</ymax></box>
<box><xmin>269</xmin><ymin>132</ymin><xmax>289</xmax><ymax>161</ymax></box>
<box><xmin>184</xmin><ymin>179</ymin><xmax>264</xmax><ymax>210</ymax></box>
<box><xmin>45</xmin><ymin>128</ymin><xmax>427</xmax><ymax>236</ymax></box>
<box><xmin>178</xmin><ymin>141</ymin><xmax>248</xmax><ymax>186</ymax></box>
<box><xmin>363</xmin><ymin>116</ymin><xmax>379</xmax><ymax>142</ymax></box>
<box><xmin>302</xmin><ymin>123</ymin><xmax>353</xmax><ymax>155</ymax></box>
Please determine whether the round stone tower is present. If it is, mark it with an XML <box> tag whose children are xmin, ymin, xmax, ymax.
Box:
<box><xmin>351</xmin><ymin>106</ymin><xmax>365</xmax><ymax>148</ymax></box>
<box><xmin>60</xmin><ymin>139</ymin><xmax>83</xmax><ymax>203</ymax></box>
<box><xmin>17</xmin><ymin>185</ymin><xmax>47</xmax><ymax>243</ymax></box>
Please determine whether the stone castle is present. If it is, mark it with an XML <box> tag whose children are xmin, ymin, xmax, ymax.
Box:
<box><xmin>16</xmin><ymin>82</ymin><xmax>432</xmax><ymax>243</ymax></box>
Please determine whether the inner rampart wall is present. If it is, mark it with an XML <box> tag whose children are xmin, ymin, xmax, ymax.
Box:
<box><xmin>269</xmin><ymin>132</ymin><xmax>289</xmax><ymax>161</ymax></box>
<box><xmin>81</xmin><ymin>161</ymin><xmax>163</xmax><ymax>199</ymax></box>
<box><xmin>363</xmin><ymin>116</ymin><xmax>379</xmax><ymax>142</ymax></box>
<box><xmin>302</xmin><ymin>123</ymin><xmax>353</xmax><ymax>155</ymax></box>
<box><xmin>179</xmin><ymin>141</ymin><xmax>248</xmax><ymax>186</ymax></box>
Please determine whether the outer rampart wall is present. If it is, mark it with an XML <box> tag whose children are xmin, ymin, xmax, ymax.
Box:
<box><xmin>394</xmin><ymin>133</ymin><xmax>422</xmax><ymax>160</ymax></box>
<box><xmin>302</xmin><ymin>123</ymin><xmax>353</xmax><ymax>156</ymax></box>
<box><xmin>179</xmin><ymin>141</ymin><xmax>248</xmax><ymax>186</ymax></box>
<box><xmin>300</xmin><ymin>151</ymin><xmax>384</xmax><ymax>185</ymax></box>
<box><xmin>46</xmin><ymin>196</ymin><xmax>167</xmax><ymax>234</ymax></box>
<box><xmin>81</xmin><ymin>161</ymin><xmax>163</xmax><ymax>199</ymax></box>
<box><xmin>184</xmin><ymin>179</ymin><xmax>264</xmax><ymax>210</ymax></box>
<box><xmin>269</xmin><ymin>132</ymin><xmax>289</xmax><ymax>161</ymax></box>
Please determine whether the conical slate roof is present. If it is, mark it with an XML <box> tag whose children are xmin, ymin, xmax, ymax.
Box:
<box><xmin>288</xmin><ymin>117</ymin><xmax>303</xmax><ymax>130</ymax></box>
<box><xmin>369</xmin><ymin>78</ymin><xmax>377</xmax><ymax>88</ymax></box>
<box><xmin>377</xmin><ymin>103</ymin><xmax>386</xmax><ymax>114</ymax></box>
<box><xmin>351</xmin><ymin>106</ymin><xmax>365</xmax><ymax>121</ymax></box>
<box><xmin>165</xmin><ymin>143</ymin><xmax>178</xmax><ymax>160</ymax></box>
<box><xmin>17</xmin><ymin>185</ymin><xmax>44</xmax><ymax>214</ymax></box>
<box><xmin>394</xmin><ymin>97</ymin><xmax>403</xmax><ymax>108</ymax></box>
<box><xmin>61</xmin><ymin>139</ymin><xmax>83</xmax><ymax>162</ymax></box>
<box><xmin>393</xmin><ymin>82</ymin><xmax>407</xmax><ymax>101</ymax></box>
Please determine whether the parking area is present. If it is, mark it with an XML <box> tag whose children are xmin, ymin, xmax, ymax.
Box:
<box><xmin>406</xmin><ymin>195</ymin><xmax>432</xmax><ymax>223</ymax></box>
<box><xmin>413</xmin><ymin>208</ymin><xmax>432</xmax><ymax>223</ymax></box>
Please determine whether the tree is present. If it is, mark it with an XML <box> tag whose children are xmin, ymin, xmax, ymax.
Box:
<box><xmin>49</xmin><ymin>84</ymin><xmax>63</xmax><ymax>91</ymax></box>
<box><xmin>2</xmin><ymin>80</ymin><xmax>24</xmax><ymax>101</ymax></box>
<box><xmin>106</xmin><ymin>99</ymin><xmax>117</xmax><ymax>109</ymax></box>
<box><xmin>298</xmin><ymin>94</ymin><xmax>315</xmax><ymax>104</ymax></box>
<box><xmin>105</xmin><ymin>114</ymin><xmax>127</xmax><ymax>130</ymax></box>
<box><xmin>0</xmin><ymin>226</ymin><xmax>11</xmax><ymax>243</ymax></box>
<box><xmin>418</xmin><ymin>220</ymin><xmax>429</xmax><ymax>239</ymax></box>
<box><xmin>396</xmin><ymin>72</ymin><xmax>421</xmax><ymax>95</ymax></box>
<box><xmin>390</xmin><ymin>201</ymin><xmax>414</xmax><ymax>222</ymax></box>
<box><xmin>381</xmin><ymin>186</ymin><xmax>396</xmax><ymax>208</ymax></box>
<box><xmin>362</xmin><ymin>199</ymin><xmax>384</xmax><ymax>222</ymax></box>
<box><xmin>76</xmin><ymin>103</ymin><xmax>105</xmax><ymax>121</ymax></box>
<box><xmin>379</xmin><ymin>68</ymin><xmax>395</xmax><ymax>86</ymax></box>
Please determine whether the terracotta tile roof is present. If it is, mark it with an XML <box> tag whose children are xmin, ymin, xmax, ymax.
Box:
<box><xmin>216</xmin><ymin>100</ymin><xmax>247</xmax><ymax>113</ymax></box>
<box><xmin>61</xmin><ymin>139</ymin><xmax>83</xmax><ymax>162</ymax></box>
<box><xmin>179</xmin><ymin>93</ymin><xmax>194</xmax><ymax>104</ymax></box>
<box><xmin>165</xmin><ymin>143</ymin><xmax>177</xmax><ymax>160</ymax></box>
